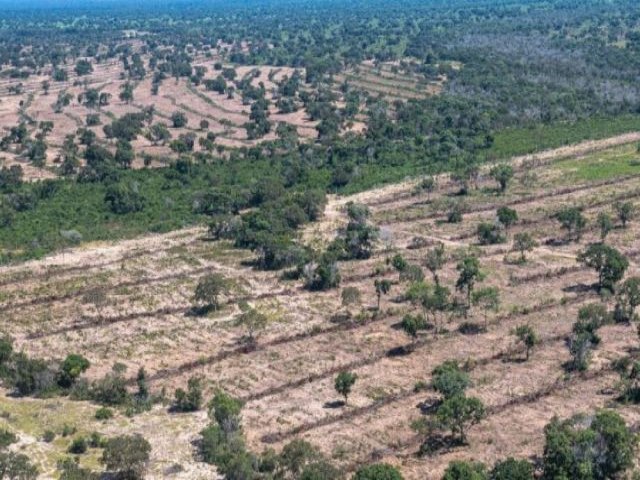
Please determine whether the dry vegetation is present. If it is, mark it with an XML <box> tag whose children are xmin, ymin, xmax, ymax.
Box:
<box><xmin>0</xmin><ymin>134</ymin><xmax>639</xmax><ymax>477</ymax></box>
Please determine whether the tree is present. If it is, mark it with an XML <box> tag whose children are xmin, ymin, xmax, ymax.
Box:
<box><xmin>419</xmin><ymin>176</ymin><xmax>436</xmax><ymax>199</ymax></box>
<box><xmin>193</xmin><ymin>273</ymin><xmax>230</xmax><ymax>311</ymax></box>
<box><xmin>513</xmin><ymin>325</ymin><xmax>538</xmax><ymax>361</ymax></box>
<box><xmin>234</xmin><ymin>308</ymin><xmax>268</xmax><ymax>343</ymax></box>
<box><xmin>400</xmin><ymin>314</ymin><xmax>426</xmax><ymax>344</ymax></box>
<box><xmin>577</xmin><ymin>243</ymin><xmax>628</xmax><ymax>291</ymax></box>
<box><xmin>615</xmin><ymin>201</ymin><xmax>634</xmax><ymax>228</ymax></box>
<box><xmin>442</xmin><ymin>461</ymin><xmax>487</xmax><ymax>480</ymax></box>
<box><xmin>456</xmin><ymin>255</ymin><xmax>485</xmax><ymax>312</ymax></box>
<box><xmin>171</xmin><ymin>111</ymin><xmax>188</xmax><ymax>128</ymax></box>
<box><xmin>436</xmin><ymin>395</ymin><xmax>485</xmax><ymax>443</ymax></box>
<box><xmin>496</xmin><ymin>206</ymin><xmax>518</xmax><ymax>232</ymax></box>
<box><xmin>101</xmin><ymin>434</ymin><xmax>151</xmax><ymax>480</ymax></box>
<box><xmin>115</xmin><ymin>140</ymin><xmax>134</xmax><ymax>169</ymax></box>
<box><xmin>353</xmin><ymin>464</ymin><xmax>403</xmax><ymax>480</ymax></box>
<box><xmin>424</xmin><ymin>243</ymin><xmax>446</xmax><ymax>285</ymax></box>
<box><xmin>119</xmin><ymin>82</ymin><xmax>134</xmax><ymax>104</ymax></box>
<box><xmin>567</xmin><ymin>332</ymin><xmax>593</xmax><ymax>372</ymax></box>
<box><xmin>513</xmin><ymin>232</ymin><xmax>537</xmax><ymax>263</ymax></box>
<box><xmin>75</xmin><ymin>59</ymin><xmax>93</xmax><ymax>76</ymax></box>
<box><xmin>490</xmin><ymin>458</ymin><xmax>534</xmax><ymax>480</ymax></box>
<box><xmin>174</xmin><ymin>375</ymin><xmax>203</xmax><ymax>412</ymax></box>
<box><xmin>477</xmin><ymin>222</ymin><xmax>505</xmax><ymax>245</ymax></box>
<box><xmin>58</xmin><ymin>354</ymin><xmax>90</xmax><ymax>388</ymax></box>
<box><xmin>614</xmin><ymin>276</ymin><xmax>640</xmax><ymax>323</ymax></box>
<box><xmin>334</xmin><ymin>371</ymin><xmax>357</xmax><ymax>405</ymax></box>
<box><xmin>554</xmin><ymin>207</ymin><xmax>586</xmax><ymax>242</ymax></box>
<box><xmin>489</xmin><ymin>164</ymin><xmax>514</xmax><ymax>193</ymax></box>
<box><xmin>432</xmin><ymin>360</ymin><xmax>470</xmax><ymax>399</ymax></box>
<box><xmin>374</xmin><ymin>279</ymin><xmax>392</xmax><ymax>310</ymax></box>
<box><xmin>597</xmin><ymin>212</ymin><xmax>614</xmax><ymax>241</ymax></box>
<box><xmin>542</xmin><ymin>411</ymin><xmax>636</xmax><ymax>480</ymax></box>
<box><xmin>279</xmin><ymin>439</ymin><xmax>322</xmax><ymax>477</ymax></box>
<box><xmin>148</xmin><ymin>123</ymin><xmax>171</xmax><ymax>145</ymax></box>
<box><xmin>472</xmin><ymin>287</ymin><xmax>500</xmax><ymax>329</ymax></box>
<box><xmin>200</xmin><ymin>119</ymin><xmax>210</xmax><ymax>131</ymax></box>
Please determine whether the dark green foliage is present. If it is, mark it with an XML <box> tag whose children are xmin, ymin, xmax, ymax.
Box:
<box><xmin>101</xmin><ymin>434</ymin><xmax>151</xmax><ymax>480</ymax></box>
<box><xmin>95</xmin><ymin>407</ymin><xmax>114</xmax><ymax>421</ymax></box>
<box><xmin>0</xmin><ymin>429</ymin><xmax>17</xmax><ymax>448</ymax></box>
<box><xmin>577</xmin><ymin>243</ymin><xmax>629</xmax><ymax>291</ymax></box>
<box><xmin>334</xmin><ymin>371</ymin><xmax>357</xmax><ymax>404</ymax></box>
<box><xmin>489</xmin><ymin>164</ymin><xmax>514</xmax><ymax>193</ymax></box>
<box><xmin>58</xmin><ymin>354</ymin><xmax>90</xmax><ymax>389</ymax></box>
<box><xmin>476</xmin><ymin>222</ymin><xmax>505</xmax><ymax>245</ymax></box>
<box><xmin>442</xmin><ymin>461</ymin><xmax>487</xmax><ymax>480</ymax></box>
<box><xmin>542</xmin><ymin>411</ymin><xmax>636</xmax><ymax>480</ymax></box>
<box><xmin>68</xmin><ymin>437</ymin><xmax>87</xmax><ymax>455</ymax></box>
<box><xmin>0</xmin><ymin>451</ymin><xmax>38</xmax><ymax>479</ymax></box>
<box><xmin>555</xmin><ymin>207</ymin><xmax>587</xmax><ymax>242</ymax></box>
<box><xmin>173</xmin><ymin>376</ymin><xmax>203</xmax><ymax>412</ymax></box>
<box><xmin>353</xmin><ymin>464</ymin><xmax>404</xmax><ymax>480</ymax></box>
<box><xmin>489</xmin><ymin>458</ymin><xmax>534</xmax><ymax>480</ymax></box>
<box><xmin>432</xmin><ymin>361</ymin><xmax>470</xmax><ymax>400</ymax></box>
<box><xmin>436</xmin><ymin>395</ymin><xmax>485</xmax><ymax>443</ymax></box>
<box><xmin>104</xmin><ymin>182</ymin><xmax>145</xmax><ymax>215</ymax></box>
<box><xmin>496</xmin><ymin>207</ymin><xmax>518</xmax><ymax>231</ymax></box>
<box><xmin>58</xmin><ymin>457</ymin><xmax>99</xmax><ymax>480</ymax></box>
<box><xmin>614</xmin><ymin>277</ymin><xmax>640</xmax><ymax>323</ymax></box>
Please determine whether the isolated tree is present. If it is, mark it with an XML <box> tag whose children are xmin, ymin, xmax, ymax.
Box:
<box><xmin>57</xmin><ymin>354</ymin><xmax>90</xmax><ymax>388</ymax></box>
<box><xmin>456</xmin><ymin>255</ymin><xmax>485</xmax><ymax>312</ymax></box>
<box><xmin>472</xmin><ymin>287</ymin><xmax>500</xmax><ymax>329</ymax></box>
<box><xmin>353</xmin><ymin>464</ymin><xmax>403</xmax><ymax>480</ymax></box>
<box><xmin>424</xmin><ymin>243</ymin><xmax>446</xmax><ymax>285</ymax></box>
<box><xmin>419</xmin><ymin>176</ymin><xmax>436</xmax><ymax>200</ymax></box>
<box><xmin>577</xmin><ymin>243</ymin><xmax>629</xmax><ymax>291</ymax></box>
<box><xmin>567</xmin><ymin>332</ymin><xmax>594</xmax><ymax>372</ymax></box>
<box><xmin>148</xmin><ymin>123</ymin><xmax>171</xmax><ymax>145</ymax></box>
<box><xmin>171</xmin><ymin>111</ymin><xmax>188</xmax><ymax>128</ymax></box>
<box><xmin>101</xmin><ymin>434</ymin><xmax>151</xmax><ymax>480</ymax></box>
<box><xmin>555</xmin><ymin>207</ymin><xmax>586</xmax><ymax>242</ymax></box>
<box><xmin>513</xmin><ymin>325</ymin><xmax>538</xmax><ymax>361</ymax></box>
<box><xmin>374</xmin><ymin>279</ymin><xmax>392</xmax><ymax>310</ymax></box>
<box><xmin>615</xmin><ymin>201</ymin><xmax>635</xmax><ymax>228</ymax></box>
<box><xmin>193</xmin><ymin>273</ymin><xmax>230</xmax><ymax>311</ymax></box>
<box><xmin>200</xmin><ymin>119</ymin><xmax>210</xmax><ymax>131</ymax></box>
<box><xmin>513</xmin><ymin>232</ymin><xmax>537</xmax><ymax>263</ymax></box>
<box><xmin>234</xmin><ymin>308</ymin><xmax>268</xmax><ymax>343</ymax></box>
<box><xmin>400</xmin><ymin>314</ymin><xmax>426</xmax><ymax>345</ymax></box>
<box><xmin>477</xmin><ymin>222</ymin><xmax>505</xmax><ymax>245</ymax></box>
<box><xmin>490</xmin><ymin>164</ymin><xmax>514</xmax><ymax>193</ymax></box>
<box><xmin>432</xmin><ymin>360</ymin><xmax>470</xmax><ymax>399</ymax></box>
<box><xmin>497</xmin><ymin>206</ymin><xmax>518</xmax><ymax>232</ymax></box>
<box><xmin>119</xmin><ymin>82</ymin><xmax>134</xmax><ymax>104</ymax></box>
<box><xmin>335</xmin><ymin>371</ymin><xmax>357</xmax><ymax>405</ymax></box>
<box><xmin>436</xmin><ymin>395</ymin><xmax>485</xmax><ymax>444</ymax></box>
<box><xmin>614</xmin><ymin>277</ymin><xmax>640</xmax><ymax>323</ymax></box>
<box><xmin>597</xmin><ymin>212</ymin><xmax>614</xmax><ymax>241</ymax></box>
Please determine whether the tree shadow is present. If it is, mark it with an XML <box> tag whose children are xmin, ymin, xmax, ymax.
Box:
<box><xmin>323</xmin><ymin>400</ymin><xmax>345</xmax><ymax>409</ymax></box>
<box><xmin>387</xmin><ymin>345</ymin><xmax>412</xmax><ymax>357</ymax></box>
<box><xmin>418</xmin><ymin>434</ymin><xmax>465</xmax><ymax>457</ymax></box>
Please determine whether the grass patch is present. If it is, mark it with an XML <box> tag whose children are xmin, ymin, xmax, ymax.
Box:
<box><xmin>488</xmin><ymin>115</ymin><xmax>640</xmax><ymax>159</ymax></box>
<box><xmin>552</xmin><ymin>143</ymin><xmax>640</xmax><ymax>182</ymax></box>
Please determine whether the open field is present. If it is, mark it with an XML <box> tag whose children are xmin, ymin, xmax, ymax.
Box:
<box><xmin>1</xmin><ymin>135</ymin><xmax>639</xmax><ymax>478</ymax></box>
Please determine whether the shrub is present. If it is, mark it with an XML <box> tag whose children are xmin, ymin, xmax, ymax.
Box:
<box><xmin>95</xmin><ymin>407</ymin><xmax>114</xmax><ymax>421</ymax></box>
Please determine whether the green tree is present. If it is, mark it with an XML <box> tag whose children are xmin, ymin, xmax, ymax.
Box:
<box><xmin>374</xmin><ymin>279</ymin><xmax>392</xmax><ymax>310</ymax></box>
<box><xmin>497</xmin><ymin>206</ymin><xmax>518</xmax><ymax>232</ymax></box>
<box><xmin>400</xmin><ymin>314</ymin><xmax>426</xmax><ymax>344</ymax></box>
<box><xmin>432</xmin><ymin>360</ymin><xmax>470</xmax><ymax>399</ymax></box>
<box><xmin>456</xmin><ymin>255</ymin><xmax>485</xmax><ymax>312</ymax></box>
<box><xmin>554</xmin><ymin>207</ymin><xmax>586</xmax><ymax>242</ymax></box>
<box><xmin>614</xmin><ymin>277</ymin><xmax>640</xmax><ymax>323</ymax></box>
<box><xmin>171</xmin><ymin>111</ymin><xmax>188</xmax><ymax>128</ymax></box>
<box><xmin>513</xmin><ymin>325</ymin><xmax>538</xmax><ymax>361</ymax></box>
<box><xmin>490</xmin><ymin>458</ymin><xmax>533</xmax><ymax>480</ymax></box>
<box><xmin>489</xmin><ymin>164</ymin><xmax>514</xmax><ymax>193</ymax></box>
<box><xmin>436</xmin><ymin>395</ymin><xmax>485</xmax><ymax>443</ymax></box>
<box><xmin>577</xmin><ymin>243</ymin><xmax>629</xmax><ymax>291</ymax></box>
<box><xmin>0</xmin><ymin>451</ymin><xmax>38</xmax><ymax>480</ymax></box>
<box><xmin>513</xmin><ymin>232</ymin><xmax>537</xmax><ymax>263</ymax></box>
<box><xmin>58</xmin><ymin>354</ymin><xmax>90</xmax><ymax>389</ymax></box>
<box><xmin>596</xmin><ymin>212</ymin><xmax>614</xmax><ymax>241</ymax></box>
<box><xmin>334</xmin><ymin>371</ymin><xmax>357</xmax><ymax>405</ymax></box>
<box><xmin>424</xmin><ymin>243</ymin><xmax>446</xmax><ymax>285</ymax></box>
<box><xmin>472</xmin><ymin>287</ymin><xmax>500</xmax><ymax>329</ymax></box>
<box><xmin>442</xmin><ymin>461</ymin><xmax>487</xmax><ymax>480</ymax></box>
<box><xmin>234</xmin><ymin>308</ymin><xmax>268</xmax><ymax>343</ymax></box>
<box><xmin>174</xmin><ymin>375</ymin><xmax>203</xmax><ymax>412</ymax></box>
<box><xmin>101</xmin><ymin>434</ymin><xmax>151</xmax><ymax>480</ymax></box>
<box><xmin>477</xmin><ymin>223</ymin><xmax>505</xmax><ymax>245</ymax></box>
<box><xmin>193</xmin><ymin>273</ymin><xmax>230</xmax><ymax>311</ymax></box>
<box><xmin>615</xmin><ymin>201</ymin><xmax>634</xmax><ymax>228</ymax></box>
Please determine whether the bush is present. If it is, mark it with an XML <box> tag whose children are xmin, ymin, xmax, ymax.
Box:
<box><xmin>101</xmin><ymin>434</ymin><xmax>151</xmax><ymax>480</ymax></box>
<box><xmin>353</xmin><ymin>463</ymin><xmax>404</xmax><ymax>480</ymax></box>
<box><xmin>95</xmin><ymin>407</ymin><xmax>114</xmax><ymax>421</ymax></box>
<box><xmin>0</xmin><ymin>429</ymin><xmax>17</xmax><ymax>448</ymax></box>
<box><xmin>68</xmin><ymin>437</ymin><xmax>87</xmax><ymax>454</ymax></box>
<box><xmin>42</xmin><ymin>430</ymin><xmax>56</xmax><ymax>443</ymax></box>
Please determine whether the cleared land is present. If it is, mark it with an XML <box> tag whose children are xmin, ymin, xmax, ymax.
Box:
<box><xmin>0</xmin><ymin>134</ymin><xmax>639</xmax><ymax>478</ymax></box>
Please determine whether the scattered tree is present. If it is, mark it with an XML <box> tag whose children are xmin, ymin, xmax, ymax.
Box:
<box><xmin>334</xmin><ymin>371</ymin><xmax>357</xmax><ymax>405</ymax></box>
